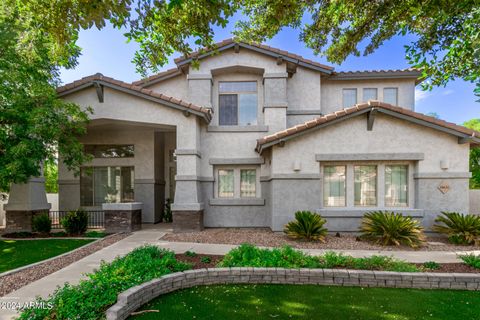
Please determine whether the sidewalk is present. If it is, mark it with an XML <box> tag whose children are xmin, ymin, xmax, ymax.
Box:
<box><xmin>1</xmin><ymin>228</ymin><xmax>479</xmax><ymax>319</ymax></box>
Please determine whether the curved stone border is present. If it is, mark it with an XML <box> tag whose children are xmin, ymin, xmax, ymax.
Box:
<box><xmin>107</xmin><ymin>267</ymin><xmax>480</xmax><ymax>320</ymax></box>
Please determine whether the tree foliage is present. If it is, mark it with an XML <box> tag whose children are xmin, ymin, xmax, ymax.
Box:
<box><xmin>44</xmin><ymin>160</ymin><xmax>58</xmax><ymax>193</ymax></box>
<box><xmin>0</xmin><ymin>8</ymin><xmax>90</xmax><ymax>191</ymax></box>
<box><xmin>463</xmin><ymin>119</ymin><xmax>480</xmax><ymax>189</ymax></box>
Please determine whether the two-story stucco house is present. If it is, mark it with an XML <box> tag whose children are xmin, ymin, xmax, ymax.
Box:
<box><xmin>56</xmin><ymin>39</ymin><xmax>480</xmax><ymax>232</ymax></box>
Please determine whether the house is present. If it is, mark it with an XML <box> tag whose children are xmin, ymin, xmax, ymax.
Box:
<box><xmin>55</xmin><ymin>39</ymin><xmax>480</xmax><ymax>232</ymax></box>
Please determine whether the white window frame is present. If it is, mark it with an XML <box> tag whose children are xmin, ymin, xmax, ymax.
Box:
<box><xmin>322</xmin><ymin>165</ymin><xmax>347</xmax><ymax>207</ymax></box>
<box><xmin>218</xmin><ymin>81</ymin><xmax>258</xmax><ymax>126</ymax></box>
<box><xmin>383</xmin><ymin>87</ymin><xmax>398</xmax><ymax>105</ymax></box>
<box><xmin>214</xmin><ymin>166</ymin><xmax>260</xmax><ymax>199</ymax></box>
<box><xmin>321</xmin><ymin>162</ymin><xmax>414</xmax><ymax>209</ymax></box>
<box><xmin>362</xmin><ymin>88</ymin><xmax>378</xmax><ymax>102</ymax></box>
<box><xmin>342</xmin><ymin>88</ymin><xmax>357</xmax><ymax>108</ymax></box>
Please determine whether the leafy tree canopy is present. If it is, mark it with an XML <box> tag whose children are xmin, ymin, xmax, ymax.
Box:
<box><xmin>0</xmin><ymin>8</ymin><xmax>90</xmax><ymax>191</ymax></box>
<box><xmin>463</xmin><ymin>119</ymin><xmax>480</xmax><ymax>189</ymax></box>
<box><xmin>4</xmin><ymin>0</ymin><xmax>479</xmax><ymax>97</ymax></box>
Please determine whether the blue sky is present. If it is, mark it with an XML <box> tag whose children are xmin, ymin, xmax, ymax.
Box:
<box><xmin>60</xmin><ymin>18</ymin><xmax>479</xmax><ymax>125</ymax></box>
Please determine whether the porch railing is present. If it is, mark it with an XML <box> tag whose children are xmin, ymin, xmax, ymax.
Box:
<box><xmin>49</xmin><ymin>211</ymin><xmax>105</xmax><ymax>229</ymax></box>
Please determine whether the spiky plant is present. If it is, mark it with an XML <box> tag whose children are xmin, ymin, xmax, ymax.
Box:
<box><xmin>433</xmin><ymin>212</ymin><xmax>480</xmax><ymax>245</ymax></box>
<box><xmin>284</xmin><ymin>211</ymin><xmax>328</xmax><ymax>242</ymax></box>
<box><xmin>359</xmin><ymin>211</ymin><xmax>426</xmax><ymax>248</ymax></box>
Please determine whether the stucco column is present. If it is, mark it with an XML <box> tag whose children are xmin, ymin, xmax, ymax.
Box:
<box><xmin>3</xmin><ymin>171</ymin><xmax>51</xmax><ymax>233</ymax></box>
<box><xmin>187</xmin><ymin>74</ymin><xmax>212</xmax><ymax>108</ymax></box>
<box><xmin>263</xmin><ymin>73</ymin><xmax>288</xmax><ymax>134</ymax></box>
<box><xmin>172</xmin><ymin>117</ymin><xmax>204</xmax><ymax>232</ymax></box>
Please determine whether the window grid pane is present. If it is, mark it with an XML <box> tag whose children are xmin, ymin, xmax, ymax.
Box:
<box><xmin>80</xmin><ymin>167</ymin><xmax>134</xmax><ymax>206</ymax></box>
<box><xmin>219</xmin><ymin>81</ymin><xmax>257</xmax><ymax>93</ymax></box>
<box><xmin>343</xmin><ymin>89</ymin><xmax>357</xmax><ymax>108</ymax></box>
<box><xmin>354</xmin><ymin>165</ymin><xmax>377</xmax><ymax>206</ymax></box>
<box><xmin>323</xmin><ymin>166</ymin><xmax>346</xmax><ymax>207</ymax></box>
<box><xmin>84</xmin><ymin>145</ymin><xmax>134</xmax><ymax>158</ymax></box>
<box><xmin>363</xmin><ymin>88</ymin><xmax>378</xmax><ymax>101</ymax></box>
<box><xmin>218</xmin><ymin>169</ymin><xmax>234</xmax><ymax>198</ymax></box>
<box><xmin>240</xmin><ymin>169</ymin><xmax>256</xmax><ymax>197</ymax></box>
<box><xmin>384</xmin><ymin>88</ymin><xmax>398</xmax><ymax>105</ymax></box>
<box><xmin>238</xmin><ymin>94</ymin><xmax>258</xmax><ymax>125</ymax></box>
<box><xmin>385</xmin><ymin>165</ymin><xmax>408</xmax><ymax>207</ymax></box>
<box><xmin>219</xmin><ymin>94</ymin><xmax>238</xmax><ymax>125</ymax></box>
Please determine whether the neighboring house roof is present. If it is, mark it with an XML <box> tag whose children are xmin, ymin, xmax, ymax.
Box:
<box><xmin>329</xmin><ymin>68</ymin><xmax>424</xmax><ymax>84</ymax></box>
<box><xmin>56</xmin><ymin>73</ymin><xmax>212</xmax><ymax>122</ymax></box>
<box><xmin>256</xmin><ymin>101</ymin><xmax>480</xmax><ymax>153</ymax></box>
<box><xmin>173</xmin><ymin>38</ymin><xmax>334</xmax><ymax>74</ymax></box>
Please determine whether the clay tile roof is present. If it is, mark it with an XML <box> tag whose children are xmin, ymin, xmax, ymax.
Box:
<box><xmin>173</xmin><ymin>38</ymin><xmax>334</xmax><ymax>73</ymax></box>
<box><xmin>256</xmin><ymin>100</ymin><xmax>480</xmax><ymax>153</ymax></box>
<box><xmin>330</xmin><ymin>68</ymin><xmax>424</xmax><ymax>84</ymax></box>
<box><xmin>132</xmin><ymin>67</ymin><xmax>182</xmax><ymax>87</ymax></box>
<box><xmin>56</xmin><ymin>73</ymin><xmax>212</xmax><ymax>122</ymax></box>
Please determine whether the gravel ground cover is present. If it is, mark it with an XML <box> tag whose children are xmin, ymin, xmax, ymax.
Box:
<box><xmin>0</xmin><ymin>233</ymin><xmax>129</xmax><ymax>297</ymax></box>
<box><xmin>162</xmin><ymin>228</ymin><xmax>479</xmax><ymax>251</ymax></box>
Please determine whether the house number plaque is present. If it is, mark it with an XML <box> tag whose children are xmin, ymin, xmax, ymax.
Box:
<box><xmin>438</xmin><ymin>181</ymin><xmax>450</xmax><ymax>194</ymax></box>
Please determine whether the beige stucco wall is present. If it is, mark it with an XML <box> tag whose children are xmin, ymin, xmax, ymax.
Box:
<box><xmin>145</xmin><ymin>74</ymin><xmax>188</xmax><ymax>101</ymax></box>
<box><xmin>321</xmin><ymin>78</ymin><xmax>416</xmax><ymax>114</ymax></box>
<box><xmin>287</xmin><ymin>67</ymin><xmax>321</xmax><ymax>111</ymax></box>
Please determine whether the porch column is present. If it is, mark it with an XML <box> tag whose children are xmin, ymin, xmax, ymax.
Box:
<box><xmin>3</xmin><ymin>174</ymin><xmax>51</xmax><ymax>233</ymax></box>
<box><xmin>172</xmin><ymin>117</ymin><xmax>204</xmax><ymax>232</ymax></box>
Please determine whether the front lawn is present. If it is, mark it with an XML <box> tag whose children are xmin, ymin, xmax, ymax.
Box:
<box><xmin>132</xmin><ymin>284</ymin><xmax>480</xmax><ymax>320</ymax></box>
<box><xmin>0</xmin><ymin>239</ymin><xmax>94</xmax><ymax>273</ymax></box>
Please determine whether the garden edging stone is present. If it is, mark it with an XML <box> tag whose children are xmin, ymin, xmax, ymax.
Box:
<box><xmin>106</xmin><ymin>267</ymin><xmax>480</xmax><ymax>320</ymax></box>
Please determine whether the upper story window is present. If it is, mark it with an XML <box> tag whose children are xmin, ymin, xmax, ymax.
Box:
<box><xmin>219</xmin><ymin>81</ymin><xmax>257</xmax><ymax>126</ymax></box>
<box><xmin>384</xmin><ymin>88</ymin><xmax>398</xmax><ymax>105</ymax></box>
<box><xmin>342</xmin><ymin>88</ymin><xmax>357</xmax><ymax>108</ymax></box>
<box><xmin>363</xmin><ymin>88</ymin><xmax>378</xmax><ymax>101</ymax></box>
<box><xmin>85</xmin><ymin>145</ymin><xmax>134</xmax><ymax>158</ymax></box>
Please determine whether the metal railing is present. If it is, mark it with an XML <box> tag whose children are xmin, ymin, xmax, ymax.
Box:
<box><xmin>49</xmin><ymin>211</ymin><xmax>105</xmax><ymax>229</ymax></box>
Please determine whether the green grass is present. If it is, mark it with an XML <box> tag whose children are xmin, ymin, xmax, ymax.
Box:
<box><xmin>0</xmin><ymin>239</ymin><xmax>94</xmax><ymax>273</ymax></box>
<box><xmin>131</xmin><ymin>284</ymin><xmax>480</xmax><ymax>320</ymax></box>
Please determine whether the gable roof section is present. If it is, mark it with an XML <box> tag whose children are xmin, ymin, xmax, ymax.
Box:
<box><xmin>57</xmin><ymin>73</ymin><xmax>212</xmax><ymax>123</ymax></box>
<box><xmin>132</xmin><ymin>67</ymin><xmax>183</xmax><ymax>87</ymax></box>
<box><xmin>330</xmin><ymin>68</ymin><xmax>423</xmax><ymax>84</ymax></box>
<box><xmin>256</xmin><ymin>101</ymin><xmax>480</xmax><ymax>153</ymax></box>
<box><xmin>174</xmin><ymin>38</ymin><xmax>334</xmax><ymax>74</ymax></box>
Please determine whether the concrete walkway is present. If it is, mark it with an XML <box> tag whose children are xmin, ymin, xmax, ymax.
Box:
<box><xmin>1</xmin><ymin>226</ymin><xmax>479</xmax><ymax>319</ymax></box>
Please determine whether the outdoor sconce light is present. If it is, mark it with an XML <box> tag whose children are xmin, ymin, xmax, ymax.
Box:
<box><xmin>440</xmin><ymin>159</ymin><xmax>449</xmax><ymax>170</ymax></box>
<box><xmin>293</xmin><ymin>160</ymin><xmax>301</xmax><ymax>171</ymax></box>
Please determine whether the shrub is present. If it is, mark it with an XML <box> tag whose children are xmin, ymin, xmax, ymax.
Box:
<box><xmin>459</xmin><ymin>254</ymin><xmax>480</xmax><ymax>269</ymax></box>
<box><xmin>32</xmin><ymin>213</ymin><xmax>51</xmax><ymax>234</ymax></box>
<box><xmin>433</xmin><ymin>212</ymin><xmax>480</xmax><ymax>245</ymax></box>
<box><xmin>318</xmin><ymin>252</ymin><xmax>419</xmax><ymax>272</ymax></box>
<box><xmin>84</xmin><ymin>231</ymin><xmax>107</xmax><ymax>238</ymax></box>
<box><xmin>284</xmin><ymin>211</ymin><xmax>328</xmax><ymax>241</ymax></box>
<box><xmin>200</xmin><ymin>256</ymin><xmax>212</xmax><ymax>264</ymax></box>
<box><xmin>423</xmin><ymin>261</ymin><xmax>440</xmax><ymax>270</ymax></box>
<box><xmin>218</xmin><ymin>244</ymin><xmax>321</xmax><ymax>268</ymax></box>
<box><xmin>359</xmin><ymin>211</ymin><xmax>426</xmax><ymax>248</ymax></box>
<box><xmin>61</xmin><ymin>210</ymin><xmax>88</xmax><ymax>235</ymax></box>
<box><xmin>185</xmin><ymin>250</ymin><xmax>197</xmax><ymax>257</ymax></box>
<box><xmin>18</xmin><ymin>245</ymin><xmax>191</xmax><ymax>320</ymax></box>
<box><xmin>163</xmin><ymin>198</ymin><xmax>173</xmax><ymax>222</ymax></box>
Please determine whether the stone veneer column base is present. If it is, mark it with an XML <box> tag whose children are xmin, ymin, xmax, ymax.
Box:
<box><xmin>172</xmin><ymin>210</ymin><xmax>204</xmax><ymax>233</ymax></box>
<box><xmin>103</xmin><ymin>203</ymin><xmax>143</xmax><ymax>233</ymax></box>
<box><xmin>4</xmin><ymin>210</ymin><xmax>47</xmax><ymax>233</ymax></box>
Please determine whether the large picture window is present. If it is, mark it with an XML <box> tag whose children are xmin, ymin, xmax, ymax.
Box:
<box><xmin>354</xmin><ymin>165</ymin><xmax>377</xmax><ymax>206</ymax></box>
<box><xmin>80</xmin><ymin>167</ymin><xmax>134</xmax><ymax>206</ymax></box>
<box><xmin>219</xmin><ymin>81</ymin><xmax>257</xmax><ymax>126</ymax></box>
<box><xmin>323</xmin><ymin>166</ymin><xmax>346</xmax><ymax>207</ymax></box>
<box><xmin>385</xmin><ymin>165</ymin><xmax>408</xmax><ymax>207</ymax></box>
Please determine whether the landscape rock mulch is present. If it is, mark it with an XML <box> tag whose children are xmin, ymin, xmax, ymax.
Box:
<box><xmin>0</xmin><ymin>233</ymin><xmax>130</xmax><ymax>297</ymax></box>
<box><xmin>162</xmin><ymin>228</ymin><xmax>480</xmax><ymax>252</ymax></box>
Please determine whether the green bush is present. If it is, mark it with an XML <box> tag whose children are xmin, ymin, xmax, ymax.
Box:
<box><xmin>32</xmin><ymin>213</ymin><xmax>51</xmax><ymax>234</ymax></box>
<box><xmin>163</xmin><ymin>198</ymin><xmax>173</xmax><ymax>222</ymax></box>
<box><xmin>61</xmin><ymin>209</ymin><xmax>88</xmax><ymax>235</ymax></box>
<box><xmin>84</xmin><ymin>231</ymin><xmax>107</xmax><ymax>238</ymax></box>
<box><xmin>433</xmin><ymin>212</ymin><xmax>480</xmax><ymax>245</ymax></box>
<box><xmin>284</xmin><ymin>211</ymin><xmax>328</xmax><ymax>241</ymax></box>
<box><xmin>185</xmin><ymin>250</ymin><xmax>197</xmax><ymax>257</ymax></box>
<box><xmin>359</xmin><ymin>211</ymin><xmax>426</xmax><ymax>248</ymax></box>
<box><xmin>460</xmin><ymin>254</ymin><xmax>480</xmax><ymax>269</ymax></box>
<box><xmin>18</xmin><ymin>245</ymin><xmax>191</xmax><ymax>320</ymax></box>
<box><xmin>422</xmin><ymin>261</ymin><xmax>440</xmax><ymax>270</ymax></box>
<box><xmin>218</xmin><ymin>244</ymin><xmax>418</xmax><ymax>272</ymax></box>
<box><xmin>200</xmin><ymin>256</ymin><xmax>212</xmax><ymax>263</ymax></box>
<box><xmin>218</xmin><ymin>244</ymin><xmax>321</xmax><ymax>268</ymax></box>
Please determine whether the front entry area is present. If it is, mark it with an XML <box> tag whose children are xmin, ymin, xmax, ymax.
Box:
<box><xmin>58</xmin><ymin>119</ymin><xmax>177</xmax><ymax>224</ymax></box>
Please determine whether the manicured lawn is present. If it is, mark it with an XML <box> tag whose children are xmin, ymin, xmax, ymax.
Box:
<box><xmin>0</xmin><ymin>239</ymin><xmax>94</xmax><ymax>273</ymax></box>
<box><xmin>131</xmin><ymin>284</ymin><xmax>480</xmax><ymax>320</ymax></box>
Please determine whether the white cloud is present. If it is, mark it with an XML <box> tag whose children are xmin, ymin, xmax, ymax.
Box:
<box><xmin>442</xmin><ymin>89</ymin><xmax>454</xmax><ymax>96</ymax></box>
<box><xmin>415</xmin><ymin>88</ymin><xmax>432</xmax><ymax>102</ymax></box>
